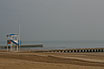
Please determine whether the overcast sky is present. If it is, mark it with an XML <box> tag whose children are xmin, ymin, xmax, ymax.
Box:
<box><xmin>0</xmin><ymin>0</ymin><xmax>104</xmax><ymax>41</ymax></box>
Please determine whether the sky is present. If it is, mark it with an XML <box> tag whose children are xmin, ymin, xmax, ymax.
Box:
<box><xmin>0</xmin><ymin>0</ymin><xmax>104</xmax><ymax>41</ymax></box>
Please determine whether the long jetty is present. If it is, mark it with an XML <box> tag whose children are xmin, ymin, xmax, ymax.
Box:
<box><xmin>0</xmin><ymin>44</ymin><xmax>43</xmax><ymax>49</ymax></box>
<box><xmin>31</xmin><ymin>48</ymin><xmax>104</xmax><ymax>53</ymax></box>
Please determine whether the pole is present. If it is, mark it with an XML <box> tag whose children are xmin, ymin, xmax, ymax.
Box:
<box><xmin>7</xmin><ymin>39</ymin><xmax>8</xmax><ymax>52</ymax></box>
<box><xmin>11</xmin><ymin>42</ymin><xmax>12</xmax><ymax>51</ymax></box>
<box><xmin>19</xmin><ymin>24</ymin><xmax>20</xmax><ymax>51</ymax></box>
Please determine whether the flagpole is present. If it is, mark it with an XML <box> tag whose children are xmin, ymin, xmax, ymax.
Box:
<box><xmin>19</xmin><ymin>24</ymin><xmax>20</xmax><ymax>51</ymax></box>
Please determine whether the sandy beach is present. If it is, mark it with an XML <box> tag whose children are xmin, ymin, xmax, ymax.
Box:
<box><xmin>0</xmin><ymin>51</ymin><xmax>104</xmax><ymax>69</ymax></box>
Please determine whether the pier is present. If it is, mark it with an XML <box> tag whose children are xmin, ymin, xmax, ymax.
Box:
<box><xmin>47</xmin><ymin>48</ymin><xmax>104</xmax><ymax>53</ymax></box>
<box><xmin>30</xmin><ymin>48</ymin><xmax>104</xmax><ymax>53</ymax></box>
<box><xmin>0</xmin><ymin>44</ymin><xmax>43</xmax><ymax>49</ymax></box>
<box><xmin>0</xmin><ymin>45</ymin><xmax>104</xmax><ymax>53</ymax></box>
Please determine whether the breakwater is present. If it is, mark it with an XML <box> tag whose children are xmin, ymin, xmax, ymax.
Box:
<box><xmin>0</xmin><ymin>44</ymin><xmax>43</xmax><ymax>49</ymax></box>
<box><xmin>30</xmin><ymin>48</ymin><xmax>104</xmax><ymax>53</ymax></box>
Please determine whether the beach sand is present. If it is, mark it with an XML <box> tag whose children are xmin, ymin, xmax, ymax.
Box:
<box><xmin>0</xmin><ymin>51</ymin><xmax>104</xmax><ymax>69</ymax></box>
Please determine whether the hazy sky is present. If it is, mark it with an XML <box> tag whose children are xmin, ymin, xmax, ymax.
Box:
<box><xmin>0</xmin><ymin>0</ymin><xmax>104</xmax><ymax>41</ymax></box>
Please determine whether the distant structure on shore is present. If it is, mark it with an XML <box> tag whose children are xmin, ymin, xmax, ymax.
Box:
<box><xmin>7</xmin><ymin>34</ymin><xmax>21</xmax><ymax>51</ymax></box>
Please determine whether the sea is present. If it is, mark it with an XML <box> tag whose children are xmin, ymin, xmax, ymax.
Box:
<box><xmin>1</xmin><ymin>40</ymin><xmax>104</xmax><ymax>50</ymax></box>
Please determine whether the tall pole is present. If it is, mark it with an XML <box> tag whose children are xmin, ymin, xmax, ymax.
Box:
<box><xmin>19</xmin><ymin>24</ymin><xmax>20</xmax><ymax>51</ymax></box>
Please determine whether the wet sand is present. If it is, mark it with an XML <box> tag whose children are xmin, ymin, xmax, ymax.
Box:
<box><xmin>0</xmin><ymin>51</ymin><xmax>104</xmax><ymax>69</ymax></box>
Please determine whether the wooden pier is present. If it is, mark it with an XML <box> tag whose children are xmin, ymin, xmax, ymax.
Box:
<box><xmin>30</xmin><ymin>48</ymin><xmax>104</xmax><ymax>53</ymax></box>
<box><xmin>47</xmin><ymin>48</ymin><xmax>104</xmax><ymax>53</ymax></box>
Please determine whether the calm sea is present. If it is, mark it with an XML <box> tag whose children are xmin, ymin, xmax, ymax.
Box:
<box><xmin>1</xmin><ymin>40</ymin><xmax>104</xmax><ymax>50</ymax></box>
